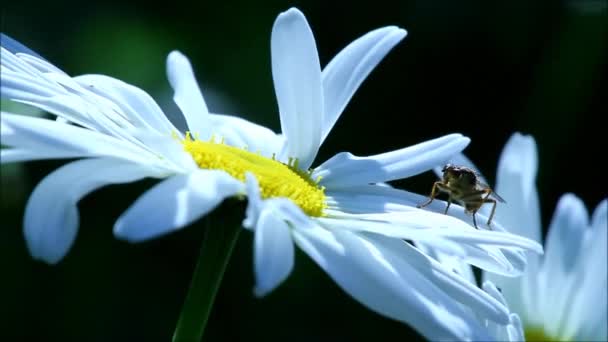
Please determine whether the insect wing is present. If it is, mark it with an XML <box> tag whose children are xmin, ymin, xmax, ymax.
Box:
<box><xmin>477</xmin><ymin>180</ymin><xmax>507</xmax><ymax>203</ymax></box>
<box><xmin>491</xmin><ymin>190</ymin><xmax>507</xmax><ymax>203</ymax></box>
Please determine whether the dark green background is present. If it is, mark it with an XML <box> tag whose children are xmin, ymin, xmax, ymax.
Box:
<box><xmin>1</xmin><ymin>0</ymin><xmax>606</xmax><ymax>340</ymax></box>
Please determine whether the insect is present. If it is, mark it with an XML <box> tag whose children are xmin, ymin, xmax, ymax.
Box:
<box><xmin>417</xmin><ymin>164</ymin><xmax>505</xmax><ymax>229</ymax></box>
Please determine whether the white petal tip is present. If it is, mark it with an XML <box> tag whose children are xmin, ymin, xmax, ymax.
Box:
<box><xmin>112</xmin><ymin>222</ymin><xmax>129</xmax><ymax>241</ymax></box>
<box><xmin>26</xmin><ymin>237</ymin><xmax>68</xmax><ymax>264</ymax></box>
<box><xmin>278</xmin><ymin>7</ymin><xmax>305</xmax><ymax>19</ymax></box>
<box><xmin>31</xmin><ymin>252</ymin><xmax>63</xmax><ymax>265</ymax></box>
<box><xmin>112</xmin><ymin>220</ymin><xmax>148</xmax><ymax>243</ymax></box>
<box><xmin>393</xmin><ymin>27</ymin><xmax>408</xmax><ymax>39</ymax></box>
<box><xmin>166</xmin><ymin>51</ymin><xmax>188</xmax><ymax>70</ymax></box>
<box><xmin>253</xmin><ymin>286</ymin><xmax>269</xmax><ymax>298</ymax></box>
<box><xmin>167</xmin><ymin>50</ymin><xmax>186</xmax><ymax>60</ymax></box>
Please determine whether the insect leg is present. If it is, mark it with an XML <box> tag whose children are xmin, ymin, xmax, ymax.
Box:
<box><xmin>472</xmin><ymin>212</ymin><xmax>478</xmax><ymax>229</ymax></box>
<box><xmin>417</xmin><ymin>181</ymin><xmax>443</xmax><ymax>209</ymax></box>
<box><xmin>444</xmin><ymin>195</ymin><xmax>452</xmax><ymax>215</ymax></box>
<box><xmin>484</xmin><ymin>198</ymin><xmax>498</xmax><ymax>228</ymax></box>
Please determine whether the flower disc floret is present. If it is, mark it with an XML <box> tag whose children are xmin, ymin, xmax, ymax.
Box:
<box><xmin>181</xmin><ymin>133</ymin><xmax>326</xmax><ymax>217</ymax></box>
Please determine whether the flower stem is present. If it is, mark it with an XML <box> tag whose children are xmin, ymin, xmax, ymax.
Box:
<box><xmin>172</xmin><ymin>200</ymin><xmax>243</xmax><ymax>342</ymax></box>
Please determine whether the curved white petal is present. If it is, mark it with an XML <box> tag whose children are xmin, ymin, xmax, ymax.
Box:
<box><xmin>371</xmin><ymin>236</ymin><xmax>510</xmax><ymax>324</ymax></box>
<box><xmin>494</xmin><ymin>132</ymin><xmax>541</xmax><ymax>243</ymax></box>
<box><xmin>24</xmin><ymin>158</ymin><xmax>152</xmax><ymax>264</ymax></box>
<box><xmin>483</xmin><ymin>134</ymin><xmax>544</xmax><ymax>327</ymax></box>
<box><xmin>253</xmin><ymin>207</ymin><xmax>295</xmax><ymax>297</ymax></box>
<box><xmin>591</xmin><ymin>199</ymin><xmax>607</xmax><ymax>230</ymax></box>
<box><xmin>326</xmin><ymin>184</ymin><xmax>541</xmax><ymax>276</ymax></box>
<box><xmin>1</xmin><ymin>148</ymin><xmax>71</xmax><ymax>163</ymax></box>
<box><xmin>166</xmin><ymin>51</ymin><xmax>210</xmax><ymax>135</ymax></box>
<box><xmin>537</xmin><ymin>194</ymin><xmax>589</xmax><ymax>336</ymax></box>
<box><xmin>242</xmin><ymin>173</ymin><xmax>263</xmax><ymax>230</ymax></box>
<box><xmin>420</xmin><ymin>246</ymin><xmax>476</xmax><ymax>284</ymax></box>
<box><xmin>292</xmin><ymin>225</ymin><xmax>491</xmax><ymax>341</ymax></box>
<box><xmin>243</xmin><ymin>173</ymin><xmax>315</xmax><ymax>232</ymax></box>
<box><xmin>132</xmin><ymin>131</ymin><xmax>197</xmax><ymax>173</ymax></box>
<box><xmin>1</xmin><ymin>34</ymin><xmax>47</xmax><ymax>62</ymax></box>
<box><xmin>1</xmin><ymin>113</ymin><xmax>155</xmax><ymax>166</ymax></box>
<box><xmin>74</xmin><ymin>74</ymin><xmax>178</xmax><ymax>135</ymax></box>
<box><xmin>541</xmin><ymin>194</ymin><xmax>588</xmax><ymax>277</ymax></box>
<box><xmin>319</xmin><ymin>211</ymin><xmax>542</xmax><ymax>253</ymax></box>
<box><xmin>479</xmin><ymin>282</ymin><xmax>525</xmax><ymax>342</ymax></box>
<box><xmin>321</xmin><ymin>26</ymin><xmax>406</xmax><ymax>144</ymax></box>
<box><xmin>16</xmin><ymin>52</ymin><xmax>66</xmax><ymax>75</ymax></box>
<box><xmin>271</xmin><ymin>7</ymin><xmax>323</xmax><ymax>170</ymax></box>
<box><xmin>208</xmin><ymin>113</ymin><xmax>284</xmax><ymax>158</ymax></box>
<box><xmin>114</xmin><ymin>170</ymin><xmax>243</xmax><ymax>242</ymax></box>
<box><xmin>560</xmin><ymin>199</ymin><xmax>607</xmax><ymax>341</ymax></box>
<box><xmin>1</xmin><ymin>69</ymin><xmax>63</xmax><ymax>98</ymax></box>
<box><xmin>314</xmin><ymin>134</ymin><xmax>470</xmax><ymax>188</ymax></box>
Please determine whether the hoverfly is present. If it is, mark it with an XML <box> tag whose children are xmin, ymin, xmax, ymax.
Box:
<box><xmin>417</xmin><ymin>164</ymin><xmax>505</xmax><ymax>229</ymax></box>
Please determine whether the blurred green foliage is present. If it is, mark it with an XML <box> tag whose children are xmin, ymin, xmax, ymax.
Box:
<box><xmin>1</xmin><ymin>0</ymin><xmax>606</xmax><ymax>340</ymax></box>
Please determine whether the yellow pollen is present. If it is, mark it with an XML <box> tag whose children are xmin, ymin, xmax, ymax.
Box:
<box><xmin>181</xmin><ymin>133</ymin><xmax>326</xmax><ymax>217</ymax></box>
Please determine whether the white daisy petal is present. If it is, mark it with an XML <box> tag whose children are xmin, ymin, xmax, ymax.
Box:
<box><xmin>74</xmin><ymin>74</ymin><xmax>178</xmax><ymax>135</ymax></box>
<box><xmin>10</xmin><ymin>95</ymin><xmax>102</xmax><ymax>131</ymax></box>
<box><xmin>420</xmin><ymin>246</ymin><xmax>476</xmax><ymax>284</ymax></box>
<box><xmin>327</xmin><ymin>185</ymin><xmax>539</xmax><ymax>276</ymax></box>
<box><xmin>321</xmin><ymin>26</ymin><xmax>406</xmax><ymax>144</ymax></box>
<box><xmin>509</xmin><ymin>313</ymin><xmax>525</xmax><ymax>342</ymax></box>
<box><xmin>561</xmin><ymin>199</ymin><xmax>607</xmax><ymax>341</ymax></box>
<box><xmin>113</xmin><ymin>170</ymin><xmax>243</xmax><ymax>242</ymax></box>
<box><xmin>271</xmin><ymin>7</ymin><xmax>323</xmax><ymax>170</ymax></box>
<box><xmin>540</xmin><ymin>194</ymin><xmax>588</xmax><ymax>282</ymax></box>
<box><xmin>242</xmin><ymin>173</ymin><xmax>263</xmax><ymax>230</ymax></box>
<box><xmin>253</xmin><ymin>206</ymin><xmax>295</xmax><ymax>297</ymax></box>
<box><xmin>24</xmin><ymin>158</ymin><xmax>153</xmax><ymax>264</ymax></box>
<box><xmin>16</xmin><ymin>52</ymin><xmax>66</xmax><ymax>75</ymax></box>
<box><xmin>1</xmin><ymin>69</ymin><xmax>62</xmax><ymax>98</ymax></box>
<box><xmin>241</xmin><ymin>173</ymin><xmax>315</xmax><ymax>232</ymax></box>
<box><xmin>319</xmin><ymin>215</ymin><xmax>467</xmax><ymax>256</ymax></box>
<box><xmin>166</xmin><ymin>51</ymin><xmax>210</xmax><ymax>136</ymax></box>
<box><xmin>208</xmin><ymin>113</ymin><xmax>284</xmax><ymax>158</ymax></box>
<box><xmin>1</xmin><ymin>147</ymin><xmax>71</xmax><ymax>163</ymax></box>
<box><xmin>292</xmin><ymin>225</ymin><xmax>491</xmax><ymax>341</ymax></box>
<box><xmin>494</xmin><ymin>132</ymin><xmax>541</xmax><ymax>243</ymax></box>
<box><xmin>326</xmin><ymin>188</ymin><xmax>542</xmax><ymax>253</ymax></box>
<box><xmin>314</xmin><ymin>133</ymin><xmax>470</xmax><ymax>188</ymax></box>
<box><xmin>130</xmin><ymin>130</ymin><xmax>197</xmax><ymax>172</ymax></box>
<box><xmin>591</xmin><ymin>199</ymin><xmax>607</xmax><ymax>230</ymax></box>
<box><xmin>1</xmin><ymin>45</ymin><xmax>46</xmax><ymax>77</ymax></box>
<box><xmin>370</xmin><ymin>236</ymin><xmax>510</xmax><ymax>324</ymax></box>
<box><xmin>2</xmin><ymin>52</ymin><xmax>143</xmax><ymax>134</ymax></box>
<box><xmin>1</xmin><ymin>34</ymin><xmax>46</xmax><ymax>60</ymax></box>
<box><xmin>1</xmin><ymin>112</ymin><xmax>152</xmax><ymax>165</ymax></box>
<box><xmin>482</xmin><ymin>281</ymin><xmax>508</xmax><ymax>306</ymax></box>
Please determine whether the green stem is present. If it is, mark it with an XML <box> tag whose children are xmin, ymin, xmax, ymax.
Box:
<box><xmin>172</xmin><ymin>201</ymin><xmax>243</xmax><ymax>342</ymax></box>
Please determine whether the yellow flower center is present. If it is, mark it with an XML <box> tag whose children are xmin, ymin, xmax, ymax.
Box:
<box><xmin>525</xmin><ymin>327</ymin><xmax>562</xmax><ymax>342</ymax></box>
<box><xmin>181</xmin><ymin>133</ymin><xmax>326</xmax><ymax>217</ymax></box>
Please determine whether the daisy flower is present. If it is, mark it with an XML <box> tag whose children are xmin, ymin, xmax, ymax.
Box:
<box><xmin>219</xmin><ymin>8</ymin><xmax>543</xmax><ymax>340</ymax></box>
<box><xmin>1</xmin><ymin>8</ymin><xmax>542</xmax><ymax>340</ymax></box>
<box><xmin>482</xmin><ymin>133</ymin><xmax>607</xmax><ymax>341</ymax></box>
